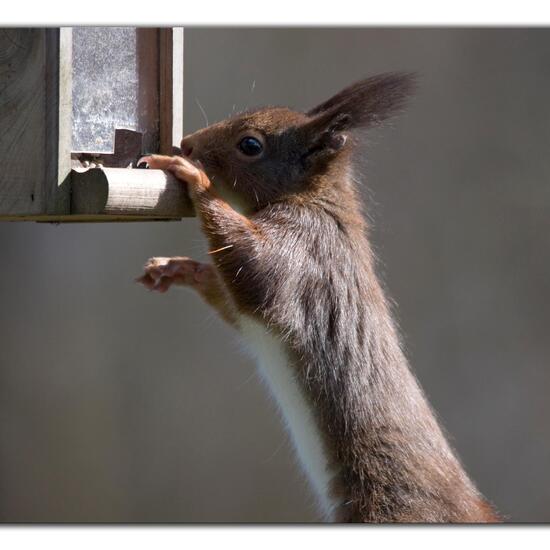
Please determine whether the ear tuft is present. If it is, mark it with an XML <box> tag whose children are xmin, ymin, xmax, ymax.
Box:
<box><xmin>307</xmin><ymin>72</ymin><xmax>416</xmax><ymax>129</ymax></box>
<box><xmin>297</xmin><ymin>73</ymin><xmax>415</xmax><ymax>171</ymax></box>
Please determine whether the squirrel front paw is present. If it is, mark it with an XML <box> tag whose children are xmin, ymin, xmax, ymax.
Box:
<box><xmin>136</xmin><ymin>256</ymin><xmax>216</xmax><ymax>294</ymax></box>
<box><xmin>139</xmin><ymin>155</ymin><xmax>211</xmax><ymax>195</ymax></box>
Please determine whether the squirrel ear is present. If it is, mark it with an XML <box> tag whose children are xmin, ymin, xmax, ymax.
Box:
<box><xmin>299</xmin><ymin>73</ymin><xmax>415</xmax><ymax>169</ymax></box>
<box><xmin>306</xmin><ymin>72</ymin><xmax>416</xmax><ymax>128</ymax></box>
<box><xmin>299</xmin><ymin>114</ymin><xmax>350</xmax><ymax>169</ymax></box>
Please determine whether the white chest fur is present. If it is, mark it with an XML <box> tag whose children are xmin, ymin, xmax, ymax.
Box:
<box><xmin>238</xmin><ymin>316</ymin><xmax>339</xmax><ymax>519</ymax></box>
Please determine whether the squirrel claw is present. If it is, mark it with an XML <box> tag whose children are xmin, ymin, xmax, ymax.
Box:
<box><xmin>136</xmin><ymin>156</ymin><xmax>151</xmax><ymax>168</ymax></box>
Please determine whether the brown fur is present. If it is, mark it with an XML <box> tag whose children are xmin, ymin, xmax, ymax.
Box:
<box><xmin>139</xmin><ymin>74</ymin><xmax>500</xmax><ymax>523</ymax></box>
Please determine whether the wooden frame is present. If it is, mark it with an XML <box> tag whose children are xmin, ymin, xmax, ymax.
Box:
<box><xmin>0</xmin><ymin>27</ymin><xmax>192</xmax><ymax>222</ymax></box>
<box><xmin>160</xmin><ymin>28</ymin><xmax>184</xmax><ymax>156</ymax></box>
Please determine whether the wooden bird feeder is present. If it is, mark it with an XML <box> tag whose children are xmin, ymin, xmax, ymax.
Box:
<box><xmin>0</xmin><ymin>27</ymin><xmax>194</xmax><ymax>222</ymax></box>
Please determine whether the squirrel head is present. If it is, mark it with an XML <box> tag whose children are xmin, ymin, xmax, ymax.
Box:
<box><xmin>180</xmin><ymin>72</ymin><xmax>415</xmax><ymax>210</ymax></box>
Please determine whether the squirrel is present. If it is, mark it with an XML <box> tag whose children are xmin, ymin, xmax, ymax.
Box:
<box><xmin>136</xmin><ymin>73</ymin><xmax>500</xmax><ymax>523</ymax></box>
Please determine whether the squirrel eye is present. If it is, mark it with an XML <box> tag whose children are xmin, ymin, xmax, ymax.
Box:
<box><xmin>238</xmin><ymin>136</ymin><xmax>263</xmax><ymax>156</ymax></box>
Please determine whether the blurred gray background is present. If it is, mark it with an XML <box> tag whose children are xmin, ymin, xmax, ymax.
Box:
<box><xmin>1</xmin><ymin>28</ymin><xmax>550</xmax><ymax>522</ymax></box>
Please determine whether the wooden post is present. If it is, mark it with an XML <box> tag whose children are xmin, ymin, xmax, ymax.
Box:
<box><xmin>0</xmin><ymin>29</ymin><xmax>70</xmax><ymax>218</ymax></box>
<box><xmin>160</xmin><ymin>28</ymin><xmax>184</xmax><ymax>156</ymax></box>
<box><xmin>45</xmin><ymin>27</ymin><xmax>73</xmax><ymax>216</ymax></box>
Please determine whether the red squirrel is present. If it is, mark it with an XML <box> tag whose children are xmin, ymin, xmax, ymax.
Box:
<box><xmin>136</xmin><ymin>73</ymin><xmax>500</xmax><ymax>523</ymax></box>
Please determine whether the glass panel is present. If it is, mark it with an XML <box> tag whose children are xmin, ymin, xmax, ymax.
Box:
<box><xmin>71</xmin><ymin>27</ymin><xmax>159</xmax><ymax>154</ymax></box>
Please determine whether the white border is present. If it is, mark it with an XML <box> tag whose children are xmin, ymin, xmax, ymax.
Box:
<box><xmin>3</xmin><ymin>0</ymin><xmax>550</xmax><ymax>25</ymax></box>
<box><xmin>1</xmin><ymin>525</ymin><xmax>548</xmax><ymax>550</ymax></box>
<box><xmin>2</xmin><ymin>6</ymin><xmax>549</xmax><ymax>546</ymax></box>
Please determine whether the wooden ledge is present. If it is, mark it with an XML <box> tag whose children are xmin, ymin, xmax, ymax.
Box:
<box><xmin>70</xmin><ymin>167</ymin><xmax>195</xmax><ymax>219</ymax></box>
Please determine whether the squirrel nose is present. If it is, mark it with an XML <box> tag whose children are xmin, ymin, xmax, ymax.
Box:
<box><xmin>180</xmin><ymin>137</ymin><xmax>195</xmax><ymax>158</ymax></box>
